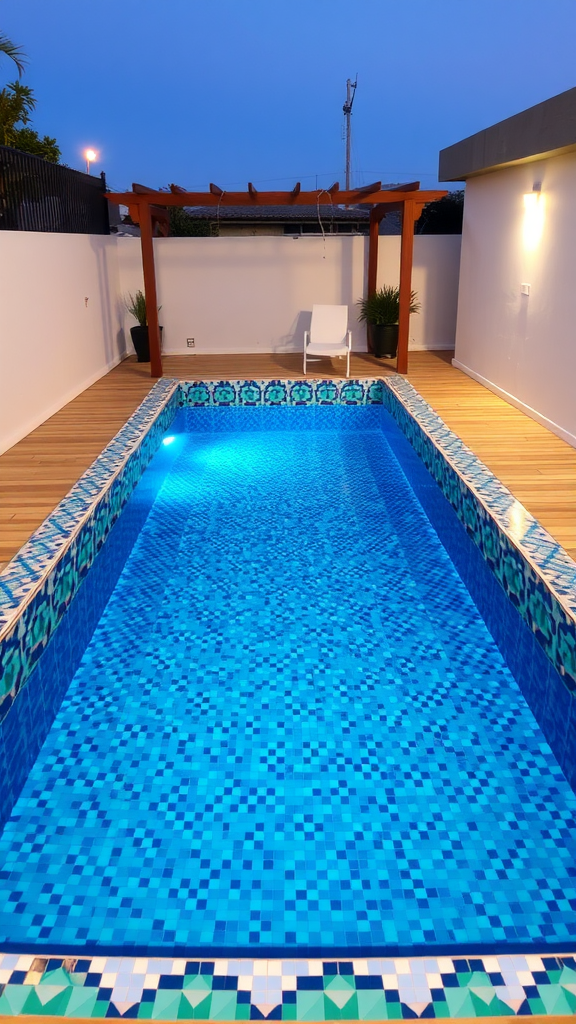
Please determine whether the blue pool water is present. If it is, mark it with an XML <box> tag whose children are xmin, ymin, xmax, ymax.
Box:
<box><xmin>0</xmin><ymin>407</ymin><xmax>574</xmax><ymax>956</ymax></box>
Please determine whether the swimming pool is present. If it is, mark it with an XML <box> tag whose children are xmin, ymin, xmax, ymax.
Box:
<box><xmin>0</xmin><ymin>378</ymin><xmax>575</xmax><ymax>1019</ymax></box>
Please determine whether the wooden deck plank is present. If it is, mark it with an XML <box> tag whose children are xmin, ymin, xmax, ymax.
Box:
<box><xmin>1</xmin><ymin>351</ymin><xmax>575</xmax><ymax>567</ymax></box>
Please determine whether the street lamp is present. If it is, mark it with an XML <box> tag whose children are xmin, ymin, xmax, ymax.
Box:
<box><xmin>85</xmin><ymin>148</ymin><xmax>97</xmax><ymax>174</ymax></box>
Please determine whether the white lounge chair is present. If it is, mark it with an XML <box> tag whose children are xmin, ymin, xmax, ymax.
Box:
<box><xmin>303</xmin><ymin>304</ymin><xmax>352</xmax><ymax>378</ymax></box>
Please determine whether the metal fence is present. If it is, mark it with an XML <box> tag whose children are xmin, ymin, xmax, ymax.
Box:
<box><xmin>0</xmin><ymin>147</ymin><xmax>110</xmax><ymax>234</ymax></box>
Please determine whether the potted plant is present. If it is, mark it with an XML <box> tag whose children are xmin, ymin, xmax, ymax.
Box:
<box><xmin>357</xmin><ymin>285</ymin><xmax>420</xmax><ymax>358</ymax></box>
<box><xmin>125</xmin><ymin>290</ymin><xmax>162</xmax><ymax>362</ymax></box>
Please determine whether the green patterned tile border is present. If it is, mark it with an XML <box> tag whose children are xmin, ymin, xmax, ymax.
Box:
<box><xmin>0</xmin><ymin>952</ymin><xmax>575</xmax><ymax>1019</ymax></box>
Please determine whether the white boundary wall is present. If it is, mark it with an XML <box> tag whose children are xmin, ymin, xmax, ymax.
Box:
<box><xmin>0</xmin><ymin>233</ymin><xmax>125</xmax><ymax>454</ymax></box>
<box><xmin>117</xmin><ymin>234</ymin><xmax>461</xmax><ymax>356</ymax></box>
<box><xmin>0</xmin><ymin>232</ymin><xmax>460</xmax><ymax>453</ymax></box>
<box><xmin>453</xmin><ymin>152</ymin><xmax>576</xmax><ymax>448</ymax></box>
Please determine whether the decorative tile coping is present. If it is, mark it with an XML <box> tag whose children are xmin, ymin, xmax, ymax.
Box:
<box><xmin>175</xmin><ymin>380</ymin><xmax>381</xmax><ymax>407</ymax></box>
<box><xmin>177</xmin><ymin>378</ymin><xmax>384</xmax><ymax>408</ymax></box>
<box><xmin>0</xmin><ymin>951</ymin><xmax>574</xmax><ymax>1019</ymax></box>
<box><xmin>381</xmin><ymin>377</ymin><xmax>576</xmax><ymax>695</ymax></box>
<box><xmin>0</xmin><ymin>376</ymin><xmax>575</xmax><ymax>1019</ymax></box>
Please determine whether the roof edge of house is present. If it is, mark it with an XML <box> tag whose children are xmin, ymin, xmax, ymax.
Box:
<box><xmin>438</xmin><ymin>86</ymin><xmax>576</xmax><ymax>181</ymax></box>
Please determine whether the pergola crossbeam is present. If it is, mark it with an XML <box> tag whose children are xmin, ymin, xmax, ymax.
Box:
<box><xmin>108</xmin><ymin>187</ymin><xmax>445</xmax><ymax>207</ymax></box>
<box><xmin>391</xmin><ymin>181</ymin><xmax>420</xmax><ymax>192</ymax></box>
<box><xmin>350</xmin><ymin>180</ymin><xmax>381</xmax><ymax>198</ymax></box>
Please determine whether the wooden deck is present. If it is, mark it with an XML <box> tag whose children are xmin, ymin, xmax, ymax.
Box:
<box><xmin>1</xmin><ymin>350</ymin><xmax>575</xmax><ymax>567</ymax></box>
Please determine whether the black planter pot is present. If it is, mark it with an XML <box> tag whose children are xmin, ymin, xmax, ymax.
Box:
<box><xmin>130</xmin><ymin>325</ymin><xmax>163</xmax><ymax>363</ymax></box>
<box><xmin>369</xmin><ymin>323</ymin><xmax>399</xmax><ymax>359</ymax></box>
<box><xmin>130</xmin><ymin>325</ymin><xmax>149</xmax><ymax>362</ymax></box>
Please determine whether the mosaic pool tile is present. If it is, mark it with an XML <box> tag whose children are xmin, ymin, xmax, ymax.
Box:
<box><xmin>0</xmin><ymin>376</ymin><xmax>575</xmax><ymax>1020</ymax></box>
<box><xmin>0</xmin><ymin>382</ymin><xmax>383</xmax><ymax>826</ymax></box>
<box><xmin>0</xmin><ymin>953</ymin><xmax>575</xmax><ymax>1019</ymax></box>
<box><xmin>177</xmin><ymin>379</ymin><xmax>385</xmax><ymax>409</ymax></box>
<box><xmin>0</xmin><ymin>416</ymin><xmax>574</xmax><ymax>964</ymax></box>
<box><xmin>0</xmin><ymin>381</ymin><xmax>384</xmax><ymax>712</ymax></box>
<box><xmin>0</xmin><ymin>373</ymin><xmax>574</xmax><ymax>785</ymax></box>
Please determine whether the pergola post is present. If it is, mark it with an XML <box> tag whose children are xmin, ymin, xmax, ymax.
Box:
<box><xmin>366</xmin><ymin>209</ymin><xmax>381</xmax><ymax>353</ymax></box>
<box><xmin>367</xmin><ymin>208</ymin><xmax>380</xmax><ymax>297</ymax></box>
<box><xmin>139</xmin><ymin>200</ymin><xmax>163</xmax><ymax>378</ymax></box>
<box><xmin>396</xmin><ymin>199</ymin><xmax>416</xmax><ymax>375</ymax></box>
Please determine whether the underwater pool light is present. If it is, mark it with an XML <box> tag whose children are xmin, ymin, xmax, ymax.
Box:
<box><xmin>162</xmin><ymin>436</ymin><xmax>176</xmax><ymax>446</ymax></box>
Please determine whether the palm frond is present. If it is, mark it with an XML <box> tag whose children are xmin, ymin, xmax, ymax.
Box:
<box><xmin>0</xmin><ymin>33</ymin><xmax>27</xmax><ymax>77</ymax></box>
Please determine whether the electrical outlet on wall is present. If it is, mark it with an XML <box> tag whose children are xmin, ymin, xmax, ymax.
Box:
<box><xmin>187</xmin><ymin>338</ymin><xmax>195</xmax><ymax>348</ymax></box>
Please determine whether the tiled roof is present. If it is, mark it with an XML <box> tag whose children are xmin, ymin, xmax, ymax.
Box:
<box><xmin>184</xmin><ymin>205</ymin><xmax>370</xmax><ymax>222</ymax></box>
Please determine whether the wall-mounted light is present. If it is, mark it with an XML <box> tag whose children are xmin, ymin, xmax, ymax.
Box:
<box><xmin>523</xmin><ymin>183</ymin><xmax>544</xmax><ymax>252</ymax></box>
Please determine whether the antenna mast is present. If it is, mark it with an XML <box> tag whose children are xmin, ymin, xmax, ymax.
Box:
<box><xmin>343</xmin><ymin>76</ymin><xmax>358</xmax><ymax>191</ymax></box>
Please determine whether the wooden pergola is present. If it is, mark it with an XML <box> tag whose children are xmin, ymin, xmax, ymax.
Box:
<box><xmin>106</xmin><ymin>180</ymin><xmax>447</xmax><ymax>377</ymax></box>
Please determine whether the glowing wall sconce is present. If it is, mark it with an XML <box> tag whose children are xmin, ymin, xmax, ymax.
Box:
<box><xmin>523</xmin><ymin>183</ymin><xmax>544</xmax><ymax>252</ymax></box>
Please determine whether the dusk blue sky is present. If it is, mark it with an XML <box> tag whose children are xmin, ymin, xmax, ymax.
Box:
<box><xmin>2</xmin><ymin>0</ymin><xmax>575</xmax><ymax>194</ymax></box>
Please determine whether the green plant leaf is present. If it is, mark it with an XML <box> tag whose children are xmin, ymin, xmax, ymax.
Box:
<box><xmin>357</xmin><ymin>285</ymin><xmax>420</xmax><ymax>325</ymax></box>
<box><xmin>125</xmin><ymin>290</ymin><xmax>148</xmax><ymax>326</ymax></box>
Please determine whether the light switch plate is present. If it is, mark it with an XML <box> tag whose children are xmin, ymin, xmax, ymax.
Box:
<box><xmin>520</xmin><ymin>283</ymin><xmax>531</xmax><ymax>296</ymax></box>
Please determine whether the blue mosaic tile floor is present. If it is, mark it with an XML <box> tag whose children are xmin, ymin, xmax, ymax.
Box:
<box><xmin>1</xmin><ymin>409</ymin><xmax>575</xmax><ymax>956</ymax></box>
